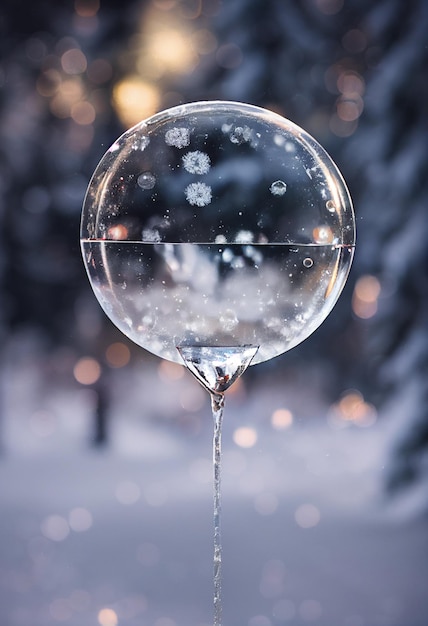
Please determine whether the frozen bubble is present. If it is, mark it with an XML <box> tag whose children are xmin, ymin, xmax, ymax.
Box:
<box><xmin>215</xmin><ymin>234</ymin><xmax>227</xmax><ymax>244</ymax></box>
<box><xmin>235</xmin><ymin>230</ymin><xmax>254</xmax><ymax>244</ymax></box>
<box><xmin>326</xmin><ymin>199</ymin><xmax>336</xmax><ymax>212</ymax></box>
<box><xmin>137</xmin><ymin>172</ymin><xmax>156</xmax><ymax>190</ymax></box>
<box><xmin>270</xmin><ymin>180</ymin><xmax>287</xmax><ymax>196</ymax></box>
<box><xmin>184</xmin><ymin>181</ymin><xmax>212</xmax><ymax>207</ymax></box>
<box><xmin>230</xmin><ymin>125</ymin><xmax>252</xmax><ymax>144</ymax></box>
<box><xmin>108</xmin><ymin>141</ymin><xmax>120</xmax><ymax>152</ymax></box>
<box><xmin>165</xmin><ymin>127</ymin><xmax>190</xmax><ymax>148</ymax></box>
<box><xmin>182</xmin><ymin>150</ymin><xmax>211</xmax><ymax>175</ymax></box>
<box><xmin>303</xmin><ymin>257</ymin><xmax>314</xmax><ymax>268</ymax></box>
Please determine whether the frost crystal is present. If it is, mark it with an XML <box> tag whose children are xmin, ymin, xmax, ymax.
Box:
<box><xmin>270</xmin><ymin>180</ymin><xmax>287</xmax><ymax>196</ymax></box>
<box><xmin>142</xmin><ymin>228</ymin><xmax>161</xmax><ymax>242</ymax></box>
<box><xmin>184</xmin><ymin>182</ymin><xmax>212</xmax><ymax>207</ymax></box>
<box><xmin>234</xmin><ymin>230</ymin><xmax>254</xmax><ymax>244</ymax></box>
<box><xmin>165</xmin><ymin>127</ymin><xmax>190</xmax><ymax>148</ymax></box>
<box><xmin>182</xmin><ymin>151</ymin><xmax>211</xmax><ymax>175</ymax></box>
<box><xmin>230</xmin><ymin>125</ymin><xmax>252</xmax><ymax>144</ymax></box>
<box><xmin>132</xmin><ymin>136</ymin><xmax>150</xmax><ymax>151</ymax></box>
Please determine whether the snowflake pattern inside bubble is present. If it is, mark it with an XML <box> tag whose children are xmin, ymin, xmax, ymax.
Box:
<box><xmin>182</xmin><ymin>151</ymin><xmax>211</xmax><ymax>175</ymax></box>
<box><xmin>185</xmin><ymin>182</ymin><xmax>212</xmax><ymax>207</ymax></box>
<box><xmin>165</xmin><ymin>127</ymin><xmax>190</xmax><ymax>148</ymax></box>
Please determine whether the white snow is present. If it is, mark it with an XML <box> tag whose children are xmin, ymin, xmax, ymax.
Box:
<box><xmin>0</xmin><ymin>337</ymin><xmax>427</xmax><ymax>626</ymax></box>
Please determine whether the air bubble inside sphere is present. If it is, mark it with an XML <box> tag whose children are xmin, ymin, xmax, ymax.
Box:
<box><xmin>81</xmin><ymin>101</ymin><xmax>355</xmax><ymax>365</ymax></box>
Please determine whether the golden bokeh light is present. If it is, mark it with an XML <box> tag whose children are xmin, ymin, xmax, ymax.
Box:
<box><xmin>75</xmin><ymin>0</ymin><xmax>100</xmax><ymax>17</ymax></box>
<box><xmin>329</xmin><ymin>389</ymin><xmax>378</xmax><ymax>427</ymax></box>
<box><xmin>143</xmin><ymin>29</ymin><xmax>199</xmax><ymax>76</ymax></box>
<box><xmin>233</xmin><ymin>426</ymin><xmax>258</xmax><ymax>448</ymax></box>
<box><xmin>112</xmin><ymin>76</ymin><xmax>160</xmax><ymax>128</ymax></box>
<box><xmin>73</xmin><ymin>357</ymin><xmax>101</xmax><ymax>385</ymax></box>
<box><xmin>49</xmin><ymin>77</ymin><xmax>84</xmax><ymax>118</ymax></box>
<box><xmin>61</xmin><ymin>48</ymin><xmax>88</xmax><ymax>74</ymax></box>
<box><xmin>271</xmin><ymin>408</ymin><xmax>293</xmax><ymax>430</ymax></box>
<box><xmin>98</xmin><ymin>608</ymin><xmax>118</xmax><ymax>626</ymax></box>
<box><xmin>352</xmin><ymin>274</ymin><xmax>381</xmax><ymax>319</ymax></box>
<box><xmin>105</xmin><ymin>341</ymin><xmax>131</xmax><ymax>368</ymax></box>
<box><xmin>71</xmin><ymin>100</ymin><xmax>96</xmax><ymax>125</ymax></box>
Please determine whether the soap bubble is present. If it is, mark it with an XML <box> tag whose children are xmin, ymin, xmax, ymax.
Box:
<box><xmin>81</xmin><ymin>101</ymin><xmax>355</xmax><ymax>365</ymax></box>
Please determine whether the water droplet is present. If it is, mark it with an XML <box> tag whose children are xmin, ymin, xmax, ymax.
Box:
<box><xmin>303</xmin><ymin>258</ymin><xmax>313</xmax><ymax>268</ymax></box>
<box><xmin>182</xmin><ymin>150</ymin><xmax>211</xmax><ymax>175</ymax></box>
<box><xmin>270</xmin><ymin>180</ymin><xmax>287</xmax><ymax>196</ymax></box>
<box><xmin>326</xmin><ymin>200</ymin><xmax>336</xmax><ymax>212</ymax></box>
<box><xmin>137</xmin><ymin>172</ymin><xmax>156</xmax><ymax>190</ymax></box>
<box><xmin>165</xmin><ymin>127</ymin><xmax>190</xmax><ymax>148</ymax></box>
<box><xmin>184</xmin><ymin>182</ymin><xmax>212</xmax><ymax>207</ymax></box>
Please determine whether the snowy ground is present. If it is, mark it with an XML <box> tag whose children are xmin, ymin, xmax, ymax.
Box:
<box><xmin>1</xmin><ymin>342</ymin><xmax>427</xmax><ymax>626</ymax></box>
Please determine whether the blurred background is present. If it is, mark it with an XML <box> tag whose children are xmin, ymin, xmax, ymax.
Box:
<box><xmin>0</xmin><ymin>0</ymin><xmax>427</xmax><ymax>625</ymax></box>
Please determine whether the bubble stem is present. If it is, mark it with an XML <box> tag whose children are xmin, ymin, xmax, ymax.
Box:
<box><xmin>211</xmin><ymin>389</ymin><xmax>224</xmax><ymax>626</ymax></box>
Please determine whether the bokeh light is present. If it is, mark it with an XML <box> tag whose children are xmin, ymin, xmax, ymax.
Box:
<box><xmin>352</xmin><ymin>274</ymin><xmax>381</xmax><ymax>319</ymax></box>
<box><xmin>73</xmin><ymin>357</ymin><xmax>101</xmax><ymax>385</ymax></box>
<box><xmin>271</xmin><ymin>408</ymin><xmax>293</xmax><ymax>430</ymax></box>
<box><xmin>68</xmin><ymin>507</ymin><xmax>93</xmax><ymax>532</ymax></box>
<box><xmin>41</xmin><ymin>515</ymin><xmax>70</xmax><ymax>542</ymax></box>
<box><xmin>112</xmin><ymin>76</ymin><xmax>160</xmax><ymax>128</ymax></box>
<box><xmin>233</xmin><ymin>427</ymin><xmax>258</xmax><ymax>448</ymax></box>
<box><xmin>105</xmin><ymin>342</ymin><xmax>131</xmax><ymax>368</ymax></box>
<box><xmin>294</xmin><ymin>503</ymin><xmax>321</xmax><ymax>528</ymax></box>
<box><xmin>115</xmin><ymin>481</ymin><xmax>141</xmax><ymax>505</ymax></box>
<box><xmin>98</xmin><ymin>608</ymin><xmax>118</xmax><ymax>626</ymax></box>
<box><xmin>328</xmin><ymin>389</ymin><xmax>378</xmax><ymax>428</ymax></box>
<box><xmin>254</xmin><ymin>492</ymin><xmax>279</xmax><ymax>516</ymax></box>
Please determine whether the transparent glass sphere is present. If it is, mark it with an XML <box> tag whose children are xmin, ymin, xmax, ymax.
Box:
<box><xmin>81</xmin><ymin>101</ymin><xmax>355</xmax><ymax>365</ymax></box>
